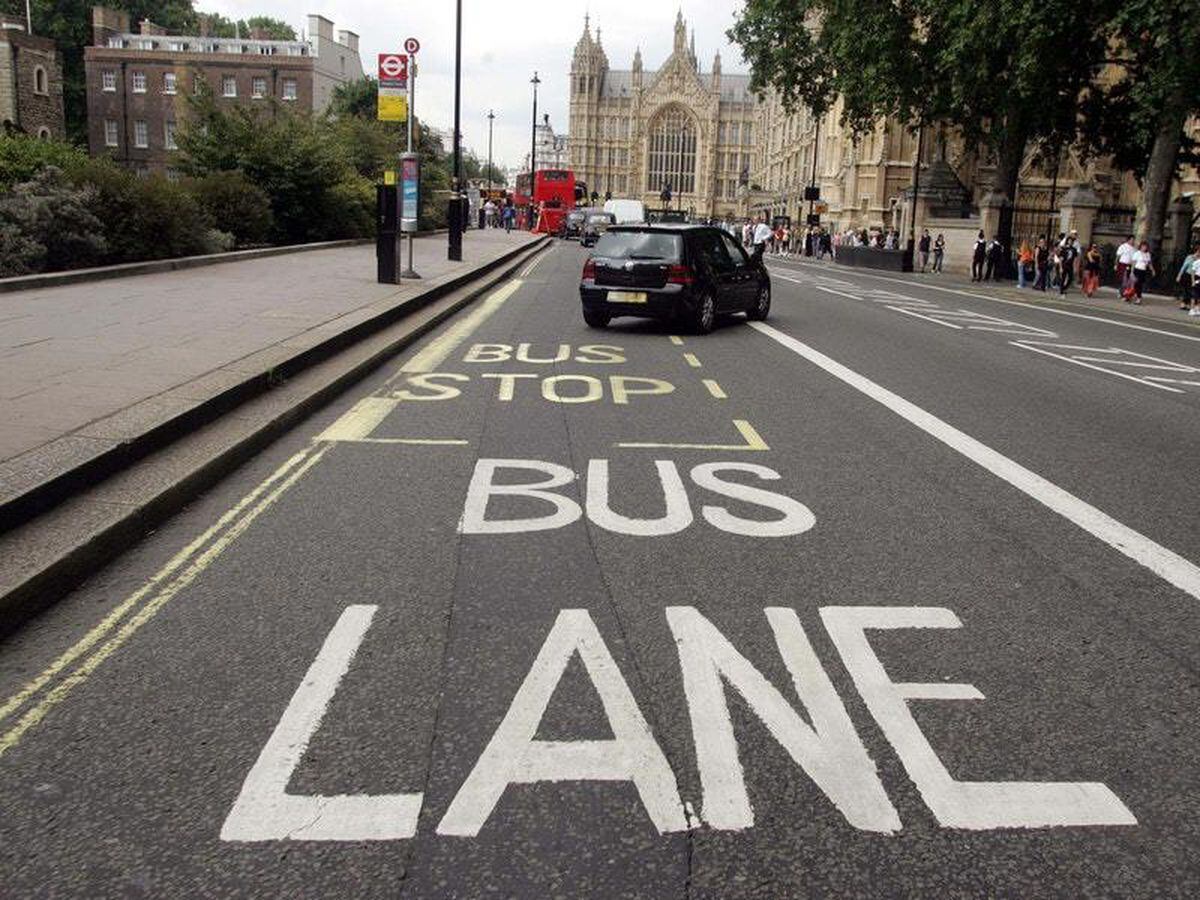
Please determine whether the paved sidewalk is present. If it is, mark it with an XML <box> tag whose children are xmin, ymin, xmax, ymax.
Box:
<box><xmin>785</xmin><ymin>254</ymin><xmax>1200</xmax><ymax>329</ymax></box>
<box><xmin>0</xmin><ymin>228</ymin><xmax>537</xmax><ymax>467</ymax></box>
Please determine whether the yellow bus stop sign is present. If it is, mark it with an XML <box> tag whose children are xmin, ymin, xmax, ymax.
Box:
<box><xmin>377</xmin><ymin>93</ymin><xmax>407</xmax><ymax>122</ymax></box>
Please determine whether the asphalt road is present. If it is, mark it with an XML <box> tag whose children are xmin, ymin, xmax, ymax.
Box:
<box><xmin>2</xmin><ymin>241</ymin><xmax>1199</xmax><ymax>898</ymax></box>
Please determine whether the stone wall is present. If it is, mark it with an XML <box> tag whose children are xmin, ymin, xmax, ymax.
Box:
<box><xmin>923</xmin><ymin>218</ymin><xmax>983</xmax><ymax>276</ymax></box>
<box><xmin>0</xmin><ymin>27</ymin><xmax>66</xmax><ymax>139</ymax></box>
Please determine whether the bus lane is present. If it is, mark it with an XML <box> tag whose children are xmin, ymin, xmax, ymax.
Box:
<box><xmin>0</xmin><ymin>243</ymin><xmax>1198</xmax><ymax>896</ymax></box>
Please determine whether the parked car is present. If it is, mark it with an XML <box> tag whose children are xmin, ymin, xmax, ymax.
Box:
<box><xmin>603</xmin><ymin>198</ymin><xmax>647</xmax><ymax>225</ymax></box>
<box><xmin>581</xmin><ymin>212</ymin><xmax>616</xmax><ymax>247</ymax></box>
<box><xmin>579</xmin><ymin>224</ymin><xmax>771</xmax><ymax>333</ymax></box>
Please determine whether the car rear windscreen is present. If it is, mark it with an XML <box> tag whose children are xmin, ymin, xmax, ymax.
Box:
<box><xmin>593</xmin><ymin>231</ymin><xmax>682</xmax><ymax>260</ymax></box>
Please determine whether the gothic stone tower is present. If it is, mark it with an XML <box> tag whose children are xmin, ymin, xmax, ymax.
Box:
<box><xmin>568</xmin><ymin>12</ymin><xmax>755</xmax><ymax>218</ymax></box>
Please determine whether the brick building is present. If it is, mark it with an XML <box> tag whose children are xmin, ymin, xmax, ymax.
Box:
<box><xmin>0</xmin><ymin>14</ymin><xmax>66</xmax><ymax>140</ymax></box>
<box><xmin>84</xmin><ymin>7</ymin><xmax>363</xmax><ymax>174</ymax></box>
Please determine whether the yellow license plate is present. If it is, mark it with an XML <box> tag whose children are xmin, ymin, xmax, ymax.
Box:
<box><xmin>608</xmin><ymin>291</ymin><xmax>647</xmax><ymax>303</ymax></box>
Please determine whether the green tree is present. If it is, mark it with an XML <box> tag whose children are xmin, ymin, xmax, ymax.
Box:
<box><xmin>729</xmin><ymin>0</ymin><xmax>1116</xmax><ymax>203</ymax></box>
<box><xmin>243</xmin><ymin>16</ymin><xmax>295</xmax><ymax>40</ymax></box>
<box><xmin>176</xmin><ymin>90</ymin><xmax>373</xmax><ymax>242</ymax></box>
<box><xmin>0</xmin><ymin>133</ymin><xmax>90</xmax><ymax>187</ymax></box>
<box><xmin>186</xmin><ymin>170</ymin><xmax>274</xmax><ymax>246</ymax></box>
<box><xmin>1079</xmin><ymin>0</ymin><xmax>1200</xmax><ymax>256</ymax></box>
<box><xmin>0</xmin><ymin>166</ymin><xmax>107</xmax><ymax>274</ymax></box>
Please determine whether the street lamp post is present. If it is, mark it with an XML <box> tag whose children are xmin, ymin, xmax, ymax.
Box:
<box><xmin>448</xmin><ymin>0</ymin><xmax>463</xmax><ymax>261</ymax></box>
<box><xmin>529</xmin><ymin>72</ymin><xmax>540</xmax><ymax>231</ymax></box>
<box><xmin>487</xmin><ymin>110</ymin><xmax>495</xmax><ymax>192</ymax></box>
<box><xmin>906</xmin><ymin>123</ymin><xmax>925</xmax><ymax>271</ymax></box>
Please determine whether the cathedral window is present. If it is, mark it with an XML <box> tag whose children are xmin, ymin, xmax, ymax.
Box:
<box><xmin>647</xmin><ymin>105</ymin><xmax>697</xmax><ymax>195</ymax></box>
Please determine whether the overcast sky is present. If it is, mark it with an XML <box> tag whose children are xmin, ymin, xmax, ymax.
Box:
<box><xmin>199</xmin><ymin>1</ymin><xmax>750</xmax><ymax>169</ymax></box>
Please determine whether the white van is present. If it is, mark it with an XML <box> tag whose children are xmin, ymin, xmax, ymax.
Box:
<box><xmin>603</xmin><ymin>198</ymin><xmax>646</xmax><ymax>225</ymax></box>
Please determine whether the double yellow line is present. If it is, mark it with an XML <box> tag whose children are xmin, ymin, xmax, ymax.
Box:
<box><xmin>0</xmin><ymin>271</ymin><xmax>533</xmax><ymax>760</ymax></box>
<box><xmin>0</xmin><ymin>446</ymin><xmax>328</xmax><ymax>759</ymax></box>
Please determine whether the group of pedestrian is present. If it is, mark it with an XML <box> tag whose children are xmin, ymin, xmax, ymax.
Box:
<box><xmin>970</xmin><ymin>231</ymin><xmax>1009</xmax><ymax>282</ymax></box>
<box><xmin>482</xmin><ymin>198</ymin><xmax>517</xmax><ymax>232</ymax></box>
<box><xmin>734</xmin><ymin>217</ymin><xmax>832</xmax><ymax>260</ymax></box>
<box><xmin>1113</xmin><ymin>235</ymin><xmax>1156</xmax><ymax>304</ymax></box>
<box><xmin>916</xmin><ymin>230</ymin><xmax>945</xmax><ymax>273</ymax></box>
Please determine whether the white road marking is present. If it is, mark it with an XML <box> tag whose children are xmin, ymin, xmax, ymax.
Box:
<box><xmin>750</xmin><ymin>322</ymin><xmax>1200</xmax><ymax>602</ymax></box>
<box><xmin>888</xmin><ymin>306</ymin><xmax>964</xmax><ymax>329</ymax></box>
<box><xmin>774</xmin><ymin>260</ymin><xmax>1200</xmax><ymax>344</ymax></box>
<box><xmin>702</xmin><ymin>379</ymin><xmax>728</xmax><ymax>399</ymax></box>
<box><xmin>437</xmin><ymin>609</ymin><xmax>687</xmax><ymax>836</ymax></box>
<box><xmin>683</xmin><ymin>352</ymin><xmax>702</xmax><ymax>368</ymax></box>
<box><xmin>822</xmin><ymin>606</ymin><xmax>1136</xmax><ymax>829</ymax></box>
<box><xmin>667</xmin><ymin>606</ymin><xmax>900</xmax><ymax>832</ymax></box>
<box><xmin>1009</xmin><ymin>342</ymin><xmax>1195</xmax><ymax>394</ymax></box>
<box><xmin>221</xmin><ymin>605</ymin><xmax>424</xmax><ymax>841</ymax></box>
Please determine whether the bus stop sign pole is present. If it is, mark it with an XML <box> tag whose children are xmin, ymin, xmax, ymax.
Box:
<box><xmin>401</xmin><ymin>45</ymin><xmax>420</xmax><ymax>278</ymax></box>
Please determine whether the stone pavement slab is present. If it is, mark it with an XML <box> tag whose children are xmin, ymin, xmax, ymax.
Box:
<box><xmin>0</xmin><ymin>228</ymin><xmax>541</xmax><ymax>522</ymax></box>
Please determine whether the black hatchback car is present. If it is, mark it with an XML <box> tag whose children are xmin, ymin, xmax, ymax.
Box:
<box><xmin>579</xmin><ymin>225</ymin><xmax>770</xmax><ymax>333</ymax></box>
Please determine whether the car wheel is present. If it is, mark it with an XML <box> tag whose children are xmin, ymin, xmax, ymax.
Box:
<box><xmin>583</xmin><ymin>308</ymin><xmax>610</xmax><ymax>328</ymax></box>
<box><xmin>692</xmin><ymin>292</ymin><xmax>716</xmax><ymax>334</ymax></box>
<box><xmin>746</xmin><ymin>284</ymin><xmax>771</xmax><ymax>321</ymax></box>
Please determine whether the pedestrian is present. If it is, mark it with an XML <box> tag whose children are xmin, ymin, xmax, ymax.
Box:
<box><xmin>1034</xmin><ymin>238</ymin><xmax>1049</xmax><ymax>291</ymax></box>
<box><xmin>1082</xmin><ymin>243</ymin><xmax>1102</xmax><ymax>298</ymax></box>
<box><xmin>932</xmin><ymin>233</ymin><xmax>945</xmax><ymax>272</ymax></box>
<box><xmin>1129</xmin><ymin>240</ymin><xmax>1154</xmax><ymax>304</ymax></box>
<box><xmin>985</xmin><ymin>237</ymin><xmax>1005</xmax><ymax>281</ymax></box>
<box><xmin>1016</xmin><ymin>241</ymin><xmax>1033</xmax><ymax>288</ymax></box>
<box><xmin>503</xmin><ymin>204</ymin><xmax>515</xmax><ymax>233</ymax></box>
<box><xmin>751</xmin><ymin>216</ymin><xmax>772</xmax><ymax>263</ymax></box>
<box><xmin>971</xmin><ymin>230</ymin><xmax>986</xmax><ymax>281</ymax></box>
<box><xmin>918</xmin><ymin>230</ymin><xmax>931</xmax><ymax>272</ymax></box>
<box><xmin>1058</xmin><ymin>235</ymin><xmax>1078</xmax><ymax>295</ymax></box>
<box><xmin>1175</xmin><ymin>245</ymin><xmax>1198</xmax><ymax>311</ymax></box>
<box><xmin>484</xmin><ymin>198</ymin><xmax>497</xmax><ymax>228</ymax></box>
<box><xmin>1115</xmin><ymin>234</ymin><xmax>1136</xmax><ymax>288</ymax></box>
<box><xmin>820</xmin><ymin>229</ymin><xmax>832</xmax><ymax>260</ymax></box>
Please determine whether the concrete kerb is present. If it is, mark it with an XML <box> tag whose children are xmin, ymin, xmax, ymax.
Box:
<box><xmin>0</xmin><ymin>235</ymin><xmax>550</xmax><ymax>634</ymax></box>
<box><xmin>0</xmin><ymin>235</ymin><xmax>543</xmax><ymax>533</ymax></box>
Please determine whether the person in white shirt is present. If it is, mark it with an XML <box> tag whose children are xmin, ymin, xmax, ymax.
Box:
<box><xmin>1115</xmin><ymin>235</ymin><xmax>1136</xmax><ymax>288</ymax></box>
<box><xmin>751</xmin><ymin>218</ymin><xmax>772</xmax><ymax>262</ymax></box>
<box><xmin>1129</xmin><ymin>240</ymin><xmax>1155</xmax><ymax>304</ymax></box>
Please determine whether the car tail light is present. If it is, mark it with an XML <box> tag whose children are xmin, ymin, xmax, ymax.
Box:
<box><xmin>582</xmin><ymin>258</ymin><xmax>596</xmax><ymax>280</ymax></box>
<box><xmin>667</xmin><ymin>264</ymin><xmax>694</xmax><ymax>285</ymax></box>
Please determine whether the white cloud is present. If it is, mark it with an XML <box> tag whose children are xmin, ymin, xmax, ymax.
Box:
<box><xmin>196</xmin><ymin>1</ymin><xmax>750</xmax><ymax>169</ymax></box>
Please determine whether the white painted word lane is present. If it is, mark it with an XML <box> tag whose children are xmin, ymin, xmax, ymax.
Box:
<box><xmin>222</xmin><ymin>605</ymin><xmax>1135</xmax><ymax>841</ymax></box>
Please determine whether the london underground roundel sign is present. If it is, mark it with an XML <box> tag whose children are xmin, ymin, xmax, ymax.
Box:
<box><xmin>378</xmin><ymin>53</ymin><xmax>408</xmax><ymax>81</ymax></box>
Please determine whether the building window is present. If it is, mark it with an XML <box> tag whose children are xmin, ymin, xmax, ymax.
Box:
<box><xmin>104</xmin><ymin>119</ymin><xmax>119</xmax><ymax>147</ymax></box>
<box><xmin>164</xmin><ymin>120</ymin><xmax>177</xmax><ymax>150</ymax></box>
<box><xmin>163</xmin><ymin>72</ymin><xmax>176</xmax><ymax>94</ymax></box>
<box><xmin>101</xmin><ymin>70</ymin><xmax>116</xmax><ymax>92</ymax></box>
<box><xmin>193</xmin><ymin>74</ymin><xmax>205</xmax><ymax>95</ymax></box>
<box><xmin>134</xmin><ymin>119</ymin><xmax>149</xmax><ymax>148</ymax></box>
<box><xmin>252</xmin><ymin>76</ymin><xmax>267</xmax><ymax>98</ymax></box>
<box><xmin>647</xmin><ymin>105</ymin><xmax>697</xmax><ymax>195</ymax></box>
<box><xmin>281</xmin><ymin>78</ymin><xmax>297</xmax><ymax>101</ymax></box>
<box><xmin>132</xmin><ymin>71</ymin><xmax>146</xmax><ymax>93</ymax></box>
<box><xmin>32</xmin><ymin>65</ymin><xmax>47</xmax><ymax>95</ymax></box>
<box><xmin>743</xmin><ymin>124</ymin><xmax>752</xmax><ymax>144</ymax></box>
<box><xmin>37</xmin><ymin>126</ymin><xmax>51</xmax><ymax>141</ymax></box>
<box><xmin>222</xmin><ymin>75</ymin><xmax>237</xmax><ymax>97</ymax></box>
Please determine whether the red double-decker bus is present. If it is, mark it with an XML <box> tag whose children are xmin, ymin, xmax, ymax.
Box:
<box><xmin>516</xmin><ymin>169</ymin><xmax>578</xmax><ymax>234</ymax></box>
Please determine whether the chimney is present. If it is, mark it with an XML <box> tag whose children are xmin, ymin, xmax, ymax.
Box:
<box><xmin>91</xmin><ymin>5</ymin><xmax>131</xmax><ymax>47</ymax></box>
<box><xmin>337</xmin><ymin>30</ymin><xmax>358</xmax><ymax>53</ymax></box>
<box><xmin>197</xmin><ymin>14</ymin><xmax>210</xmax><ymax>37</ymax></box>
<box><xmin>307</xmin><ymin>14</ymin><xmax>333</xmax><ymax>43</ymax></box>
<box><xmin>139</xmin><ymin>18</ymin><xmax>167</xmax><ymax>36</ymax></box>
<box><xmin>249</xmin><ymin>27</ymin><xmax>271</xmax><ymax>41</ymax></box>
